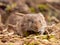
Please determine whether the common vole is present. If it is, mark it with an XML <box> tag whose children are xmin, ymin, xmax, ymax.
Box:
<box><xmin>6</xmin><ymin>12</ymin><xmax>47</xmax><ymax>36</ymax></box>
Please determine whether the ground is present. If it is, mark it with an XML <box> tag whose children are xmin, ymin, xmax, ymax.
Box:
<box><xmin>0</xmin><ymin>0</ymin><xmax>60</xmax><ymax>45</ymax></box>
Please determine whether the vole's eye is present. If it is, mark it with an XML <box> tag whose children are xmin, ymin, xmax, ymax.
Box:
<box><xmin>0</xmin><ymin>5</ymin><xmax>6</xmax><ymax>10</ymax></box>
<box><xmin>39</xmin><ymin>20</ymin><xmax>41</xmax><ymax>23</ymax></box>
<box><xmin>28</xmin><ymin>19</ymin><xmax>34</xmax><ymax>23</ymax></box>
<box><xmin>0</xmin><ymin>2</ymin><xmax>7</xmax><ymax>10</ymax></box>
<box><xmin>21</xmin><ymin>24</ymin><xmax>24</xmax><ymax>27</ymax></box>
<box><xmin>28</xmin><ymin>19</ymin><xmax>31</xmax><ymax>21</ymax></box>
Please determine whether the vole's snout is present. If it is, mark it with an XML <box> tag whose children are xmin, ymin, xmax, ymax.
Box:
<box><xmin>38</xmin><ymin>26</ymin><xmax>46</xmax><ymax>35</ymax></box>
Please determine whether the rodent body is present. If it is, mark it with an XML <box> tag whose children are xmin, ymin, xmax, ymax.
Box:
<box><xmin>6</xmin><ymin>13</ymin><xmax>47</xmax><ymax>36</ymax></box>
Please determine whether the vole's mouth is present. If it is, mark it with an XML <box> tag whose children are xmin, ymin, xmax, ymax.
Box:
<box><xmin>27</xmin><ymin>30</ymin><xmax>39</xmax><ymax>35</ymax></box>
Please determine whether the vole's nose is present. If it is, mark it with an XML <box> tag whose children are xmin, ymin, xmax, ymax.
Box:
<box><xmin>38</xmin><ymin>26</ymin><xmax>46</xmax><ymax>35</ymax></box>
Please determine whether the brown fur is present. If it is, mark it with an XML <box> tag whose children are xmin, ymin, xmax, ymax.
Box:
<box><xmin>6</xmin><ymin>12</ymin><xmax>47</xmax><ymax>36</ymax></box>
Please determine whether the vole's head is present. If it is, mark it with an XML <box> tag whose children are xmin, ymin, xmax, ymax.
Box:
<box><xmin>25</xmin><ymin>13</ymin><xmax>47</xmax><ymax>33</ymax></box>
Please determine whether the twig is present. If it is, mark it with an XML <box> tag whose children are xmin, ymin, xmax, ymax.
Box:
<box><xmin>47</xmin><ymin>3</ymin><xmax>60</xmax><ymax>13</ymax></box>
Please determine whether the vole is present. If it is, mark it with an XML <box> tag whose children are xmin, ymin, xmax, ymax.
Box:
<box><xmin>6</xmin><ymin>12</ymin><xmax>47</xmax><ymax>36</ymax></box>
